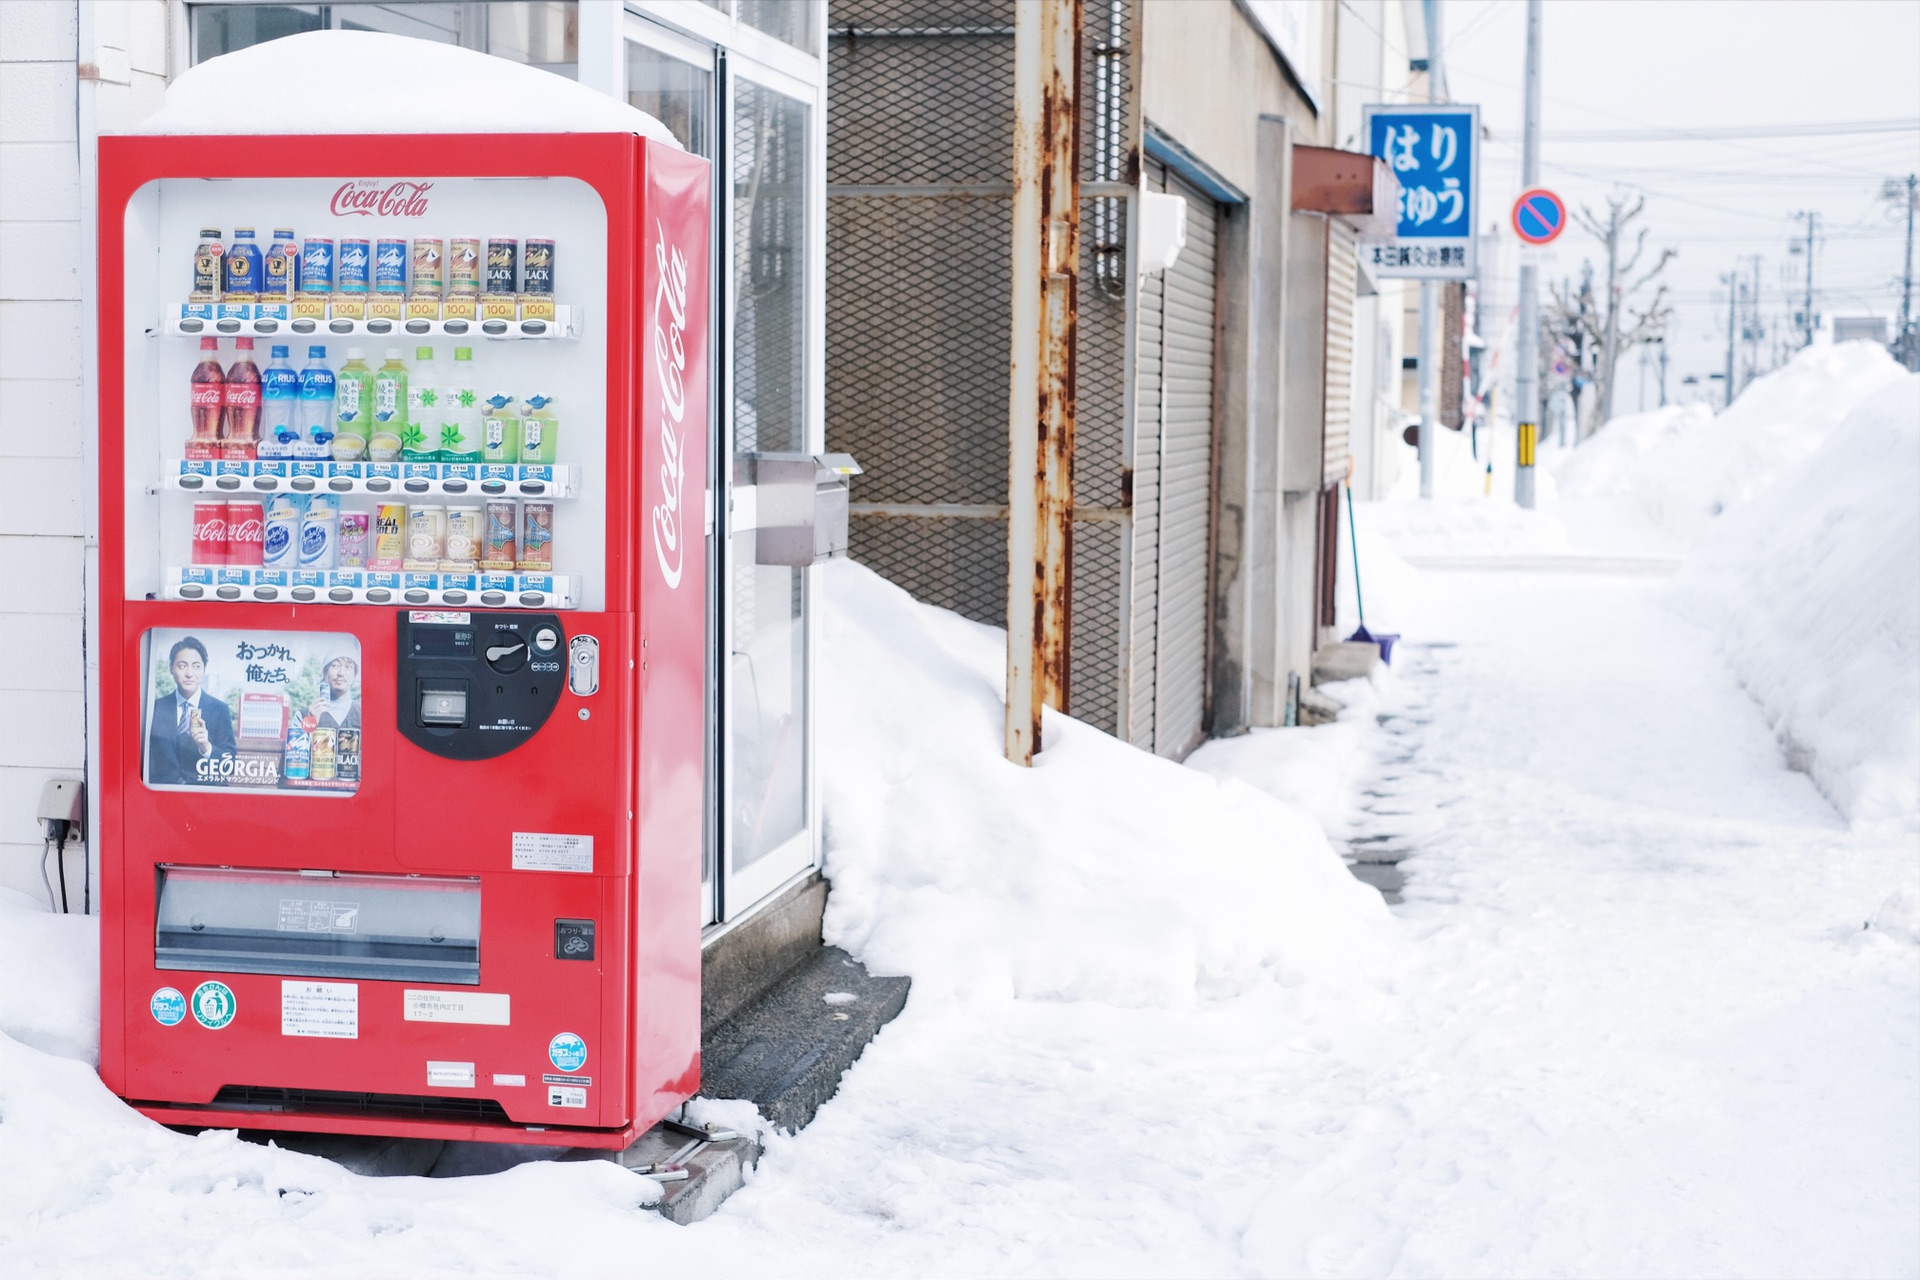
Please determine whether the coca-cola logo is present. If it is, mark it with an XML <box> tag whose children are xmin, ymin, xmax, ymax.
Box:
<box><xmin>229</xmin><ymin>517</ymin><xmax>264</xmax><ymax>543</ymax></box>
<box><xmin>194</xmin><ymin>514</ymin><xmax>227</xmax><ymax>540</ymax></box>
<box><xmin>329</xmin><ymin>180</ymin><xmax>433</xmax><ymax>218</ymax></box>
<box><xmin>651</xmin><ymin>220</ymin><xmax>690</xmax><ymax>591</ymax></box>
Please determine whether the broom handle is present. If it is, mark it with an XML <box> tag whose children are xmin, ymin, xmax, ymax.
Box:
<box><xmin>1345</xmin><ymin>478</ymin><xmax>1366</xmax><ymax>629</ymax></box>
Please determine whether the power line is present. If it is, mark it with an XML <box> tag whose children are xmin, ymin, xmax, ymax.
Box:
<box><xmin>1520</xmin><ymin>118</ymin><xmax>1920</xmax><ymax>143</ymax></box>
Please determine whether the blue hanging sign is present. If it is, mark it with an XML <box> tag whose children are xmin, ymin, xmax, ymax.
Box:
<box><xmin>1360</xmin><ymin>103</ymin><xmax>1480</xmax><ymax>280</ymax></box>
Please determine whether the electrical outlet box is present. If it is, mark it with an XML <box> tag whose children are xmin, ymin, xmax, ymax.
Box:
<box><xmin>36</xmin><ymin>778</ymin><xmax>84</xmax><ymax>830</ymax></box>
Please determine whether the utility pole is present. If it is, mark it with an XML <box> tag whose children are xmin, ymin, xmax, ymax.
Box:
<box><xmin>1657</xmin><ymin>337</ymin><xmax>1668</xmax><ymax>407</ymax></box>
<box><xmin>1004</xmin><ymin>0</ymin><xmax>1081</xmax><ymax>765</ymax></box>
<box><xmin>1415</xmin><ymin>0</ymin><xmax>1448</xmax><ymax>500</ymax></box>
<box><xmin>1513</xmin><ymin>0</ymin><xmax>1542</xmax><ymax>508</ymax></box>
<box><xmin>1747</xmin><ymin>254</ymin><xmax>1763</xmax><ymax>381</ymax></box>
<box><xmin>1891</xmin><ymin>173</ymin><xmax>1918</xmax><ymax>371</ymax></box>
<box><xmin>1722</xmin><ymin>270</ymin><xmax>1737</xmax><ymax>408</ymax></box>
<box><xmin>1792</xmin><ymin>210</ymin><xmax>1818</xmax><ymax>346</ymax></box>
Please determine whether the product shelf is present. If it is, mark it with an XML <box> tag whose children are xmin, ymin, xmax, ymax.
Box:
<box><xmin>165</xmin><ymin>459</ymin><xmax>579</xmax><ymax>500</ymax></box>
<box><xmin>163</xmin><ymin>567</ymin><xmax>579</xmax><ymax>610</ymax></box>
<box><xmin>155</xmin><ymin>303</ymin><xmax>577</xmax><ymax>342</ymax></box>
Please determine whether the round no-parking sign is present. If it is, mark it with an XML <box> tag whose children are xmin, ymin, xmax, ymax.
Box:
<box><xmin>1512</xmin><ymin>188</ymin><xmax>1567</xmax><ymax>245</ymax></box>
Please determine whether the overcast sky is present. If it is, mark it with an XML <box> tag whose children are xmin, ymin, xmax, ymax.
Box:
<box><xmin>1434</xmin><ymin>0</ymin><xmax>1920</xmax><ymax>411</ymax></box>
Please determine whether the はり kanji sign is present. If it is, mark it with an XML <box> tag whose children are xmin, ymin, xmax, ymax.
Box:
<box><xmin>1361</xmin><ymin>103</ymin><xmax>1480</xmax><ymax>280</ymax></box>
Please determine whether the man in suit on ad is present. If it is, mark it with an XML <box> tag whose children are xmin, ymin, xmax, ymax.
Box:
<box><xmin>147</xmin><ymin>636</ymin><xmax>237</xmax><ymax>785</ymax></box>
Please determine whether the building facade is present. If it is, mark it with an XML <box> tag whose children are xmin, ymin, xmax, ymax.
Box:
<box><xmin>0</xmin><ymin>0</ymin><xmax>1425</xmax><ymax>910</ymax></box>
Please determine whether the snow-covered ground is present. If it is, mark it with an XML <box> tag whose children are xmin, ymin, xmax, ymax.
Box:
<box><xmin>3</xmin><ymin>349</ymin><xmax>1916</xmax><ymax>1275</ymax></box>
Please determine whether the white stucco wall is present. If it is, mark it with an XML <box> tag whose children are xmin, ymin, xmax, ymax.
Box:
<box><xmin>0</xmin><ymin>0</ymin><xmax>167</xmax><ymax>902</ymax></box>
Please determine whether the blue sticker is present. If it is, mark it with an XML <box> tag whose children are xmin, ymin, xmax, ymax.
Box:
<box><xmin>548</xmin><ymin>1032</ymin><xmax>587</xmax><ymax>1072</ymax></box>
<box><xmin>191</xmin><ymin>980</ymin><xmax>237</xmax><ymax>1030</ymax></box>
<box><xmin>151</xmin><ymin>987</ymin><xmax>187</xmax><ymax>1026</ymax></box>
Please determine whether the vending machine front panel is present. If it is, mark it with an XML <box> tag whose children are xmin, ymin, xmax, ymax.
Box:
<box><xmin>97</xmin><ymin>133</ymin><xmax>710</xmax><ymax>1148</ymax></box>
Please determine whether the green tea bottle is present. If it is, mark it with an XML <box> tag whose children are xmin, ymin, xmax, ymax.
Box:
<box><xmin>520</xmin><ymin>394</ymin><xmax>559</xmax><ymax>465</ymax></box>
<box><xmin>481</xmin><ymin>392</ymin><xmax>520</xmax><ymax>464</ymax></box>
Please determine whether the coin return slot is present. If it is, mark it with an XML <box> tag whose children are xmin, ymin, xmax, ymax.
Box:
<box><xmin>417</xmin><ymin>683</ymin><xmax>469</xmax><ymax>727</ymax></box>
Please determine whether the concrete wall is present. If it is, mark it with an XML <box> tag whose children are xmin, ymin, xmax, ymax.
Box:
<box><xmin>0</xmin><ymin>0</ymin><xmax>167</xmax><ymax>902</ymax></box>
<box><xmin>1140</xmin><ymin>0</ymin><xmax>1334</xmax><ymax>734</ymax></box>
<box><xmin>1140</xmin><ymin>0</ymin><xmax>1324</xmax><ymax>187</ymax></box>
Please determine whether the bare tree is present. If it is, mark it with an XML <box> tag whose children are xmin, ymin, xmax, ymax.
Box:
<box><xmin>1559</xmin><ymin>195</ymin><xmax>1676</xmax><ymax>435</ymax></box>
<box><xmin>1544</xmin><ymin>263</ymin><xmax>1597</xmax><ymax>433</ymax></box>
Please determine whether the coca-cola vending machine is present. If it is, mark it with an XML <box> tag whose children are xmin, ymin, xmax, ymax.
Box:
<box><xmin>96</xmin><ymin>131</ymin><xmax>710</xmax><ymax>1148</ymax></box>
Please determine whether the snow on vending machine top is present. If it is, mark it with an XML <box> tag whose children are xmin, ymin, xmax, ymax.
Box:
<box><xmin>95</xmin><ymin>121</ymin><xmax>710</xmax><ymax>1146</ymax></box>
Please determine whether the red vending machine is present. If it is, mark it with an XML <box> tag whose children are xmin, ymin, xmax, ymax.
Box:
<box><xmin>96</xmin><ymin>131</ymin><xmax>710</xmax><ymax>1148</ymax></box>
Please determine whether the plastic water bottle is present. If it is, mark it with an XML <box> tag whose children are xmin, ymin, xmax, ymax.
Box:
<box><xmin>260</xmin><ymin>345</ymin><xmax>299</xmax><ymax>459</ymax></box>
<box><xmin>297</xmin><ymin>345</ymin><xmax>336</xmax><ymax>460</ymax></box>
<box><xmin>440</xmin><ymin>346</ymin><xmax>482</xmax><ymax>463</ymax></box>
<box><xmin>403</xmin><ymin>345</ymin><xmax>438</xmax><ymax>461</ymax></box>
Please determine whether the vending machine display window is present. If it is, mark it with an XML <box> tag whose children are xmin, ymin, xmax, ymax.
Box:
<box><xmin>121</xmin><ymin>175</ymin><xmax>609</xmax><ymax>612</ymax></box>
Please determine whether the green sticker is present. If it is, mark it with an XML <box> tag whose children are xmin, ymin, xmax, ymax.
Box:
<box><xmin>191</xmin><ymin>980</ymin><xmax>237</xmax><ymax>1030</ymax></box>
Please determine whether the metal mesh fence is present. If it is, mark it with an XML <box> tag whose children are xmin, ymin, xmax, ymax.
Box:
<box><xmin>827</xmin><ymin>0</ymin><xmax>1136</xmax><ymax>738</ymax></box>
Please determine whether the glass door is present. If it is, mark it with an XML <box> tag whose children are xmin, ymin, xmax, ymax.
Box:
<box><xmin>624</xmin><ymin>14</ymin><xmax>821</xmax><ymax>925</ymax></box>
<box><xmin>721</xmin><ymin>59</ymin><xmax>818</xmax><ymax>919</ymax></box>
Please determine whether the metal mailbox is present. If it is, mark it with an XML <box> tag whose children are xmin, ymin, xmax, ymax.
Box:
<box><xmin>742</xmin><ymin>452</ymin><xmax>862</xmax><ymax>567</ymax></box>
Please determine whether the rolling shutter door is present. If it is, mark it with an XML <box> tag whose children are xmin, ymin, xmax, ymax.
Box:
<box><xmin>1151</xmin><ymin>166</ymin><xmax>1219</xmax><ymax>759</ymax></box>
<box><xmin>1323</xmin><ymin>219</ymin><xmax>1357</xmax><ymax>486</ymax></box>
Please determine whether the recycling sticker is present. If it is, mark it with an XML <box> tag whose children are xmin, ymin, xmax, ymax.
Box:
<box><xmin>548</xmin><ymin>1032</ymin><xmax>587</xmax><ymax>1072</ymax></box>
<box><xmin>191</xmin><ymin>980</ymin><xmax>237</xmax><ymax>1030</ymax></box>
<box><xmin>150</xmin><ymin>987</ymin><xmax>186</xmax><ymax>1026</ymax></box>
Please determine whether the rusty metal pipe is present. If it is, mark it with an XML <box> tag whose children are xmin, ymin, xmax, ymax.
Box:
<box><xmin>1007</xmin><ymin>0</ymin><xmax>1083</xmax><ymax>766</ymax></box>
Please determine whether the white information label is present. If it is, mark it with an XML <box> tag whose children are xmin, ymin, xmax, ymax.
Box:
<box><xmin>493</xmin><ymin>1073</ymin><xmax>527</xmax><ymax>1088</ymax></box>
<box><xmin>548</xmin><ymin>1086</ymin><xmax>587</xmax><ymax>1109</ymax></box>
<box><xmin>512</xmin><ymin>831</ymin><xmax>594</xmax><ymax>873</ymax></box>
<box><xmin>280</xmin><ymin>980</ymin><xmax>358</xmax><ymax>1039</ymax></box>
<box><xmin>403</xmin><ymin>989</ymin><xmax>511</xmax><ymax>1026</ymax></box>
<box><xmin>427</xmin><ymin>1061</ymin><xmax>476</xmax><ymax>1089</ymax></box>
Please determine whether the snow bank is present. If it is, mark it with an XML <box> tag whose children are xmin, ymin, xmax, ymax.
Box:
<box><xmin>130</xmin><ymin>31</ymin><xmax>679</xmax><ymax>145</ymax></box>
<box><xmin>1557</xmin><ymin>343</ymin><xmax>1907</xmax><ymax>539</ymax></box>
<box><xmin>1674</xmin><ymin>375</ymin><xmax>1920</xmax><ymax>826</ymax></box>
<box><xmin>0</xmin><ymin>888</ymin><xmax>98</xmax><ymax>1063</ymax></box>
<box><xmin>817</xmin><ymin>560</ymin><xmax>1399</xmax><ymax>1009</ymax></box>
<box><xmin>1185</xmin><ymin>678</ymin><xmax>1385</xmax><ymax>840</ymax></box>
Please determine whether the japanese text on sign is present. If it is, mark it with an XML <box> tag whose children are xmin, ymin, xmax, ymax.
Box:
<box><xmin>1362</xmin><ymin>104</ymin><xmax>1480</xmax><ymax>280</ymax></box>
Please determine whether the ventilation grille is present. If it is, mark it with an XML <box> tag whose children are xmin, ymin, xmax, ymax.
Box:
<box><xmin>205</xmin><ymin>1085</ymin><xmax>514</xmax><ymax>1124</ymax></box>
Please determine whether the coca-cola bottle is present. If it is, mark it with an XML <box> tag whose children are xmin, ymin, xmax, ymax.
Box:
<box><xmin>188</xmin><ymin>337</ymin><xmax>225</xmax><ymax>460</ymax></box>
<box><xmin>222</xmin><ymin>337</ymin><xmax>262</xmax><ymax>460</ymax></box>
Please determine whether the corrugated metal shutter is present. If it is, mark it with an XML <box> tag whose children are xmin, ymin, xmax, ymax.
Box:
<box><xmin>1128</xmin><ymin>164</ymin><xmax>1167</xmax><ymax>748</ymax></box>
<box><xmin>1149</xmin><ymin>163</ymin><xmax>1218</xmax><ymax>759</ymax></box>
<box><xmin>1323</xmin><ymin>219</ymin><xmax>1357</xmax><ymax>487</ymax></box>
